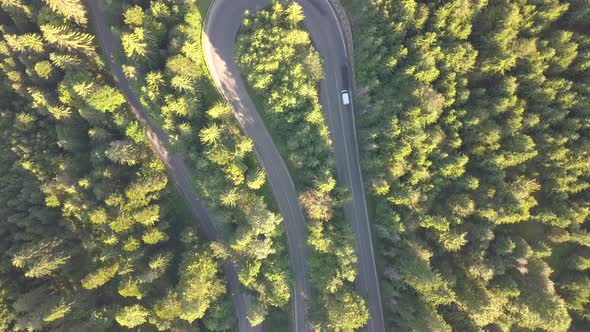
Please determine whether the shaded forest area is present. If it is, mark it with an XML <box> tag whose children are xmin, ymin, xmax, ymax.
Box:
<box><xmin>0</xmin><ymin>0</ymin><xmax>245</xmax><ymax>330</ymax></box>
<box><xmin>344</xmin><ymin>0</ymin><xmax>590</xmax><ymax>330</ymax></box>
<box><xmin>235</xmin><ymin>3</ymin><xmax>369</xmax><ymax>330</ymax></box>
<box><xmin>107</xmin><ymin>0</ymin><xmax>292</xmax><ymax>325</ymax></box>
<box><xmin>2</xmin><ymin>0</ymin><xmax>589</xmax><ymax>331</ymax></box>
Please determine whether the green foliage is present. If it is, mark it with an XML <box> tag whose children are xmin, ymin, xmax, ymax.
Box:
<box><xmin>118</xmin><ymin>278</ymin><xmax>143</xmax><ymax>299</ymax></box>
<box><xmin>236</xmin><ymin>3</ymin><xmax>367</xmax><ymax>329</ymax></box>
<box><xmin>0</xmin><ymin>301</ymin><xmax>13</xmax><ymax>332</ymax></box>
<box><xmin>42</xmin><ymin>0</ymin><xmax>87</xmax><ymax>25</ymax></box>
<box><xmin>142</xmin><ymin>227</ymin><xmax>168</xmax><ymax>244</ymax></box>
<box><xmin>324</xmin><ymin>288</ymin><xmax>370</xmax><ymax>331</ymax></box>
<box><xmin>124</xmin><ymin>5</ymin><xmax>145</xmax><ymax>26</ymax></box>
<box><xmin>34</xmin><ymin>60</ymin><xmax>53</xmax><ymax>79</ymax></box>
<box><xmin>4</xmin><ymin>33</ymin><xmax>44</xmax><ymax>53</ymax></box>
<box><xmin>40</xmin><ymin>24</ymin><xmax>94</xmax><ymax>53</ymax></box>
<box><xmin>115</xmin><ymin>304</ymin><xmax>149</xmax><ymax>328</ymax></box>
<box><xmin>150</xmin><ymin>248</ymin><xmax>225</xmax><ymax>324</ymax></box>
<box><xmin>247</xmin><ymin>300</ymin><xmax>268</xmax><ymax>326</ymax></box>
<box><xmin>203</xmin><ymin>300</ymin><xmax>234</xmax><ymax>331</ymax></box>
<box><xmin>345</xmin><ymin>0</ymin><xmax>590</xmax><ymax>329</ymax></box>
<box><xmin>81</xmin><ymin>263</ymin><xmax>120</xmax><ymax>290</ymax></box>
<box><xmin>111</xmin><ymin>0</ymin><xmax>292</xmax><ymax>325</ymax></box>
<box><xmin>43</xmin><ymin>302</ymin><xmax>73</xmax><ymax>322</ymax></box>
<box><xmin>0</xmin><ymin>2</ymin><xmax>230</xmax><ymax>328</ymax></box>
<box><xmin>299</xmin><ymin>189</ymin><xmax>334</xmax><ymax>222</ymax></box>
<box><xmin>105</xmin><ymin>140</ymin><xmax>146</xmax><ymax>165</ymax></box>
<box><xmin>11</xmin><ymin>239</ymin><xmax>70</xmax><ymax>278</ymax></box>
<box><xmin>122</xmin><ymin>27</ymin><xmax>153</xmax><ymax>59</ymax></box>
<box><xmin>87</xmin><ymin>86</ymin><xmax>126</xmax><ymax>112</ymax></box>
<box><xmin>179</xmin><ymin>252</ymin><xmax>226</xmax><ymax>321</ymax></box>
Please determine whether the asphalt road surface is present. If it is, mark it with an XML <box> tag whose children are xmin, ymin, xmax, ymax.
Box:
<box><xmin>203</xmin><ymin>0</ymin><xmax>385</xmax><ymax>331</ymax></box>
<box><xmin>204</xmin><ymin>1</ymin><xmax>312</xmax><ymax>331</ymax></box>
<box><xmin>85</xmin><ymin>0</ymin><xmax>261</xmax><ymax>331</ymax></box>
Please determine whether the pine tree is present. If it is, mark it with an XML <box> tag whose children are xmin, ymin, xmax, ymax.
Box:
<box><xmin>42</xmin><ymin>0</ymin><xmax>87</xmax><ymax>25</ymax></box>
<box><xmin>11</xmin><ymin>239</ymin><xmax>70</xmax><ymax>278</ymax></box>
<box><xmin>324</xmin><ymin>288</ymin><xmax>370</xmax><ymax>331</ymax></box>
<box><xmin>121</xmin><ymin>27</ymin><xmax>155</xmax><ymax>59</ymax></box>
<box><xmin>40</xmin><ymin>25</ymin><xmax>95</xmax><ymax>53</ymax></box>
<box><xmin>4</xmin><ymin>34</ymin><xmax>44</xmax><ymax>54</ymax></box>
<box><xmin>200</xmin><ymin>123</ymin><xmax>222</xmax><ymax>145</ymax></box>
<box><xmin>115</xmin><ymin>304</ymin><xmax>149</xmax><ymax>328</ymax></box>
<box><xmin>81</xmin><ymin>263</ymin><xmax>120</xmax><ymax>290</ymax></box>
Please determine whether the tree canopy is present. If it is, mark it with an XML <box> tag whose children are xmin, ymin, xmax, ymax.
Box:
<box><xmin>0</xmin><ymin>0</ymin><xmax>233</xmax><ymax>330</ymax></box>
<box><xmin>236</xmin><ymin>3</ymin><xmax>369</xmax><ymax>330</ymax></box>
<box><xmin>113</xmin><ymin>0</ymin><xmax>293</xmax><ymax>326</ymax></box>
<box><xmin>345</xmin><ymin>0</ymin><xmax>590</xmax><ymax>330</ymax></box>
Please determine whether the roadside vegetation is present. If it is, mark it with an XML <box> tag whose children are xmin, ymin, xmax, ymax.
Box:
<box><xmin>236</xmin><ymin>3</ymin><xmax>369</xmax><ymax>330</ymax></box>
<box><xmin>4</xmin><ymin>0</ymin><xmax>588</xmax><ymax>331</ymax></box>
<box><xmin>109</xmin><ymin>0</ymin><xmax>292</xmax><ymax>326</ymax></box>
<box><xmin>344</xmin><ymin>0</ymin><xmax>590</xmax><ymax>330</ymax></box>
<box><xmin>0</xmin><ymin>0</ymin><xmax>230</xmax><ymax>330</ymax></box>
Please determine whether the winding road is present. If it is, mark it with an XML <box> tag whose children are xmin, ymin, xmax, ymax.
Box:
<box><xmin>88</xmin><ymin>0</ymin><xmax>383</xmax><ymax>329</ymax></box>
<box><xmin>204</xmin><ymin>1</ymin><xmax>385</xmax><ymax>331</ymax></box>
<box><xmin>85</xmin><ymin>0</ymin><xmax>260</xmax><ymax>331</ymax></box>
<box><xmin>204</xmin><ymin>1</ymin><xmax>312</xmax><ymax>330</ymax></box>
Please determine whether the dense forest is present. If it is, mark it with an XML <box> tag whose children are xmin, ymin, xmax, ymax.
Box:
<box><xmin>236</xmin><ymin>3</ymin><xmax>369</xmax><ymax>330</ymax></box>
<box><xmin>0</xmin><ymin>0</ymin><xmax>240</xmax><ymax>330</ymax></box>
<box><xmin>344</xmin><ymin>0</ymin><xmax>590</xmax><ymax>330</ymax></box>
<box><xmin>107</xmin><ymin>0</ymin><xmax>292</xmax><ymax>325</ymax></box>
<box><xmin>2</xmin><ymin>0</ymin><xmax>590</xmax><ymax>330</ymax></box>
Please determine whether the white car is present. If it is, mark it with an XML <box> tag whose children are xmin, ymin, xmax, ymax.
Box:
<box><xmin>341</xmin><ymin>90</ymin><xmax>350</xmax><ymax>106</ymax></box>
